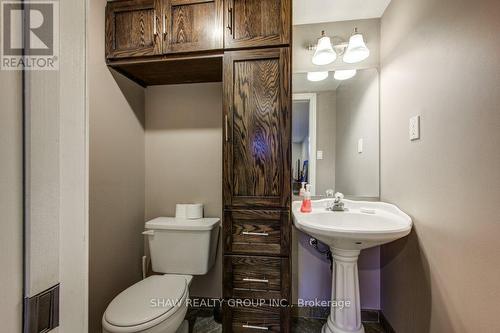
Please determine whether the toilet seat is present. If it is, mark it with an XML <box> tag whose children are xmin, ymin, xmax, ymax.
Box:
<box><xmin>102</xmin><ymin>275</ymin><xmax>189</xmax><ymax>333</ymax></box>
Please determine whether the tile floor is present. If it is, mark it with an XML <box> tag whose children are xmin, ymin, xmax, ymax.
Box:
<box><xmin>186</xmin><ymin>308</ymin><xmax>386</xmax><ymax>333</ymax></box>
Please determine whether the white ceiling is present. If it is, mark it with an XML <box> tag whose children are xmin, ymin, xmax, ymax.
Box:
<box><xmin>293</xmin><ymin>0</ymin><xmax>392</xmax><ymax>26</ymax></box>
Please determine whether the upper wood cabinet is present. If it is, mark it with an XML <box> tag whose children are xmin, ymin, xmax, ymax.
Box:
<box><xmin>224</xmin><ymin>0</ymin><xmax>290</xmax><ymax>49</ymax></box>
<box><xmin>106</xmin><ymin>0</ymin><xmax>223</xmax><ymax>60</ymax></box>
<box><xmin>106</xmin><ymin>0</ymin><xmax>163</xmax><ymax>59</ymax></box>
<box><xmin>223</xmin><ymin>48</ymin><xmax>291</xmax><ymax>209</ymax></box>
<box><xmin>163</xmin><ymin>0</ymin><xmax>223</xmax><ymax>53</ymax></box>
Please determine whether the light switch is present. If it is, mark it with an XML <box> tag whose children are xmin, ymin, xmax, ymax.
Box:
<box><xmin>409</xmin><ymin>115</ymin><xmax>420</xmax><ymax>141</ymax></box>
<box><xmin>357</xmin><ymin>138</ymin><xmax>363</xmax><ymax>153</ymax></box>
<box><xmin>317</xmin><ymin>150</ymin><xmax>324</xmax><ymax>160</ymax></box>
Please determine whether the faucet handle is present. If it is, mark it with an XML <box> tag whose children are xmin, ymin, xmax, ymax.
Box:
<box><xmin>334</xmin><ymin>192</ymin><xmax>344</xmax><ymax>201</ymax></box>
<box><xmin>325</xmin><ymin>189</ymin><xmax>335</xmax><ymax>198</ymax></box>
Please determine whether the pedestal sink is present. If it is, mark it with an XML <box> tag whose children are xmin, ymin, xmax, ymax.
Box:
<box><xmin>292</xmin><ymin>199</ymin><xmax>412</xmax><ymax>333</ymax></box>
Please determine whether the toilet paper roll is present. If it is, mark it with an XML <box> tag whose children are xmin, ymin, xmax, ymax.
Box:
<box><xmin>175</xmin><ymin>204</ymin><xmax>188</xmax><ymax>218</ymax></box>
<box><xmin>186</xmin><ymin>204</ymin><xmax>203</xmax><ymax>219</ymax></box>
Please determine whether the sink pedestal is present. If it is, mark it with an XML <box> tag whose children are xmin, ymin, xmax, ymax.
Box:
<box><xmin>322</xmin><ymin>249</ymin><xmax>364</xmax><ymax>333</ymax></box>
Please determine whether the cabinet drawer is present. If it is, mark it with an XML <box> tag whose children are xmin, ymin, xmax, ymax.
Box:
<box><xmin>224</xmin><ymin>210</ymin><xmax>290</xmax><ymax>256</ymax></box>
<box><xmin>224</xmin><ymin>255</ymin><xmax>290</xmax><ymax>301</ymax></box>
<box><xmin>226</xmin><ymin>305</ymin><xmax>281</xmax><ymax>332</ymax></box>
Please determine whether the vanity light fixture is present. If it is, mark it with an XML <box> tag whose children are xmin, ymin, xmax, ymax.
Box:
<box><xmin>307</xmin><ymin>71</ymin><xmax>329</xmax><ymax>82</ymax></box>
<box><xmin>312</xmin><ymin>31</ymin><xmax>337</xmax><ymax>66</ymax></box>
<box><xmin>334</xmin><ymin>69</ymin><xmax>357</xmax><ymax>81</ymax></box>
<box><xmin>343</xmin><ymin>28</ymin><xmax>370</xmax><ymax>64</ymax></box>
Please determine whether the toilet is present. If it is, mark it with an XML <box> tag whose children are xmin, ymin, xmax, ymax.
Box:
<box><xmin>102</xmin><ymin>217</ymin><xmax>220</xmax><ymax>333</ymax></box>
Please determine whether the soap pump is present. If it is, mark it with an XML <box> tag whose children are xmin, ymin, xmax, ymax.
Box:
<box><xmin>300</xmin><ymin>184</ymin><xmax>312</xmax><ymax>213</ymax></box>
<box><xmin>299</xmin><ymin>182</ymin><xmax>307</xmax><ymax>197</ymax></box>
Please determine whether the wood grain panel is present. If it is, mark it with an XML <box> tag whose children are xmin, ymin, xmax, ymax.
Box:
<box><xmin>224</xmin><ymin>0</ymin><xmax>290</xmax><ymax>49</ymax></box>
<box><xmin>164</xmin><ymin>0</ymin><xmax>223</xmax><ymax>53</ymax></box>
<box><xmin>105</xmin><ymin>0</ymin><xmax>163</xmax><ymax>59</ymax></box>
<box><xmin>233</xmin><ymin>58</ymin><xmax>281</xmax><ymax>196</ymax></box>
<box><xmin>224</xmin><ymin>210</ymin><xmax>290</xmax><ymax>256</ymax></box>
<box><xmin>222</xmin><ymin>304</ymin><xmax>290</xmax><ymax>333</ymax></box>
<box><xmin>223</xmin><ymin>48</ymin><xmax>291</xmax><ymax>208</ymax></box>
<box><xmin>223</xmin><ymin>255</ymin><xmax>290</xmax><ymax>301</ymax></box>
<box><xmin>107</xmin><ymin>53</ymin><xmax>223</xmax><ymax>86</ymax></box>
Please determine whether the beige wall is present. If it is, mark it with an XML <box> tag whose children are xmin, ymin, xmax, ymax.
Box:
<box><xmin>380</xmin><ymin>0</ymin><xmax>500</xmax><ymax>332</ymax></box>
<box><xmin>145</xmin><ymin>83</ymin><xmax>223</xmax><ymax>298</ymax></box>
<box><xmin>336</xmin><ymin>69</ymin><xmax>380</xmax><ymax>197</ymax></box>
<box><xmin>89</xmin><ymin>0</ymin><xmax>146</xmax><ymax>332</ymax></box>
<box><xmin>0</xmin><ymin>70</ymin><xmax>23</xmax><ymax>332</ymax></box>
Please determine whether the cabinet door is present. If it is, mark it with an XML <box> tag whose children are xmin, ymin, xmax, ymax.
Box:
<box><xmin>106</xmin><ymin>0</ymin><xmax>163</xmax><ymax>59</ymax></box>
<box><xmin>224</xmin><ymin>0</ymin><xmax>290</xmax><ymax>49</ymax></box>
<box><xmin>223</xmin><ymin>48</ymin><xmax>291</xmax><ymax>208</ymax></box>
<box><xmin>163</xmin><ymin>0</ymin><xmax>223</xmax><ymax>53</ymax></box>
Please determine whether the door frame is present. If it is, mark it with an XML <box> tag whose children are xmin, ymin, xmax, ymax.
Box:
<box><xmin>292</xmin><ymin>93</ymin><xmax>317</xmax><ymax>196</ymax></box>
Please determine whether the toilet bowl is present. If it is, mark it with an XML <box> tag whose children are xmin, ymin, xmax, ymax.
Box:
<box><xmin>102</xmin><ymin>216</ymin><xmax>220</xmax><ymax>333</ymax></box>
<box><xmin>102</xmin><ymin>275</ymin><xmax>192</xmax><ymax>333</ymax></box>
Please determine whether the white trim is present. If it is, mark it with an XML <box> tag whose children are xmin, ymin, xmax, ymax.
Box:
<box><xmin>293</xmin><ymin>93</ymin><xmax>317</xmax><ymax>196</ymax></box>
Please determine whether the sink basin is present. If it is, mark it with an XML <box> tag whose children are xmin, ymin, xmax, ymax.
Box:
<box><xmin>292</xmin><ymin>199</ymin><xmax>412</xmax><ymax>250</ymax></box>
<box><xmin>292</xmin><ymin>199</ymin><xmax>412</xmax><ymax>333</ymax></box>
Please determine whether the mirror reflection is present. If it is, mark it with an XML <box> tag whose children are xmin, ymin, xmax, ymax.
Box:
<box><xmin>292</xmin><ymin>68</ymin><xmax>380</xmax><ymax>198</ymax></box>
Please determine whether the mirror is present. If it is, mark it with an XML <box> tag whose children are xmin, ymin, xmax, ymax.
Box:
<box><xmin>292</xmin><ymin>57</ymin><xmax>380</xmax><ymax>199</ymax></box>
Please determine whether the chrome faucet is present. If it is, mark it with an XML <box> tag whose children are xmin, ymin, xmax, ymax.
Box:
<box><xmin>326</xmin><ymin>192</ymin><xmax>345</xmax><ymax>211</ymax></box>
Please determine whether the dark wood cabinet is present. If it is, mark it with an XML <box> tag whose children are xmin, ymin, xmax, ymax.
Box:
<box><xmin>106</xmin><ymin>0</ymin><xmax>163</xmax><ymax>59</ymax></box>
<box><xmin>224</xmin><ymin>0</ymin><xmax>290</xmax><ymax>49</ymax></box>
<box><xmin>163</xmin><ymin>0</ymin><xmax>223</xmax><ymax>53</ymax></box>
<box><xmin>222</xmin><ymin>47</ymin><xmax>291</xmax><ymax>332</ymax></box>
<box><xmin>223</xmin><ymin>48</ymin><xmax>291</xmax><ymax>209</ymax></box>
<box><xmin>106</xmin><ymin>0</ymin><xmax>223</xmax><ymax>60</ymax></box>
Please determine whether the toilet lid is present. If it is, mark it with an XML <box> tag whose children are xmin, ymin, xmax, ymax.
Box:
<box><xmin>104</xmin><ymin>275</ymin><xmax>187</xmax><ymax>327</ymax></box>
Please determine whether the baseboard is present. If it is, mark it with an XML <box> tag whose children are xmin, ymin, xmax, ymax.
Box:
<box><xmin>379</xmin><ymin>312</ymin><xmax>396</xmax><ymax>333</ymax></box>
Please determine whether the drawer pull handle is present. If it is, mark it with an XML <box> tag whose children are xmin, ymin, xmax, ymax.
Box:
<box><xmin>227</xmin><ymin>8</ymin><xmax>233</xmax><ymax>34</ymax></box>
<box><xmin>153</xmin><ymin>11</ymin><xmax>157</xmax><ymax>36</ymax></box>
<box><xmin>242</xmin><ymin>231</ymin><xmax>269</xmax><ymax>237</ymax></box>
<box><xmin>242</xmin><ymin>324</ymin><xmax>269</xmax><ymax>330</ymax></box>
<box><xmin>243</xmin><ymin>278</ymin><xmax>269</xmax><ymax>283</ymax></box>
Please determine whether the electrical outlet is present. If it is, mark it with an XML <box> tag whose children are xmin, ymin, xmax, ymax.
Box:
<box><xmin>317</xmin><ymin>150</ymin><xmax>323</xmax><ymax>160</ymax></box>
<box><xmin>409</xmin><ymin>115</ymin><xmax>420</xmax><ymax>141</ymax></box>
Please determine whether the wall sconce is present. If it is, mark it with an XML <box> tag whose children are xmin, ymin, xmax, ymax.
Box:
<box><xmin>343</xmin><ymin>28</ymin><xmax>370</xmax><ymax>64</ymax></box>
<box><xmin>312</xmin><ymin>31</ymin><xmax>337</xmax><ymax>66</ymax></box>
<box><xmin>308</xmin><ymin>28</ymin><xmax>370</xmax><ymax>65</ymax></box>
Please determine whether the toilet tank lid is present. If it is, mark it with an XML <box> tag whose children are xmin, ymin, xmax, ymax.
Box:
<box><xmin>145</xmin><ymin>217</ymin><xmax>220</xmax><ymax>231</ymax></box>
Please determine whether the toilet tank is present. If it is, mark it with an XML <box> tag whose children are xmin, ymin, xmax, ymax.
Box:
<box><xmin>144</xmin><ymin>217</ymin><xmax>220</xmax><ymax>275</ymax></box>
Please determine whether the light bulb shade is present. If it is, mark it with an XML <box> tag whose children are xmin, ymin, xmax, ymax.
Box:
<box><xmin>312</xmin><ymin>36</ymin><xmax>337</xmax><ymax>65</ymax></box>
<box><xmin>343</xmin><ymin>34</ymin><xmax>370</xmax><ymax>64</ymax></box>
<box><xmin>307</xmin><ymin>71</ymin><xmax>329</xmax><ymax>82</ymax></box>
<box><xmin>334</xmin><ymin>69</ymin><xmax>357</xmax><ymax>81</ymax></box>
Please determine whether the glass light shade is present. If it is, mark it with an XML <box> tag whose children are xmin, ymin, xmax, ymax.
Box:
<box><xmin>334</xmin><ymin>69</ymin><xmax>357</xmax><ymax>81</ymax></box>
<box><xmin>307</xmin><ymin>71</ymin><xmax>329</xmax><ymax>82</ymax></box>
<box><xmin>312</xmin><ymin>36</ymin><xmax>337</xmax><ymax>65</ymax></box>
<box><xmin>343</xmin><ymin>33</ymin><xmax>370</xmax><ymax>64</ymax></box>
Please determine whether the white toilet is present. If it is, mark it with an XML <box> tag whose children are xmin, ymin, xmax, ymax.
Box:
<box><xmin>102</xmin><ymin>217</ymin><xmax>220</xmax><ymax>333</ymax></box>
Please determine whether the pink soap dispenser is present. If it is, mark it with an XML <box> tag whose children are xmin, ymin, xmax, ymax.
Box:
<box><xmin>300</xmin><ymin>184</ymin><xmax>312</xmax><ymax>213</ymax></box>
